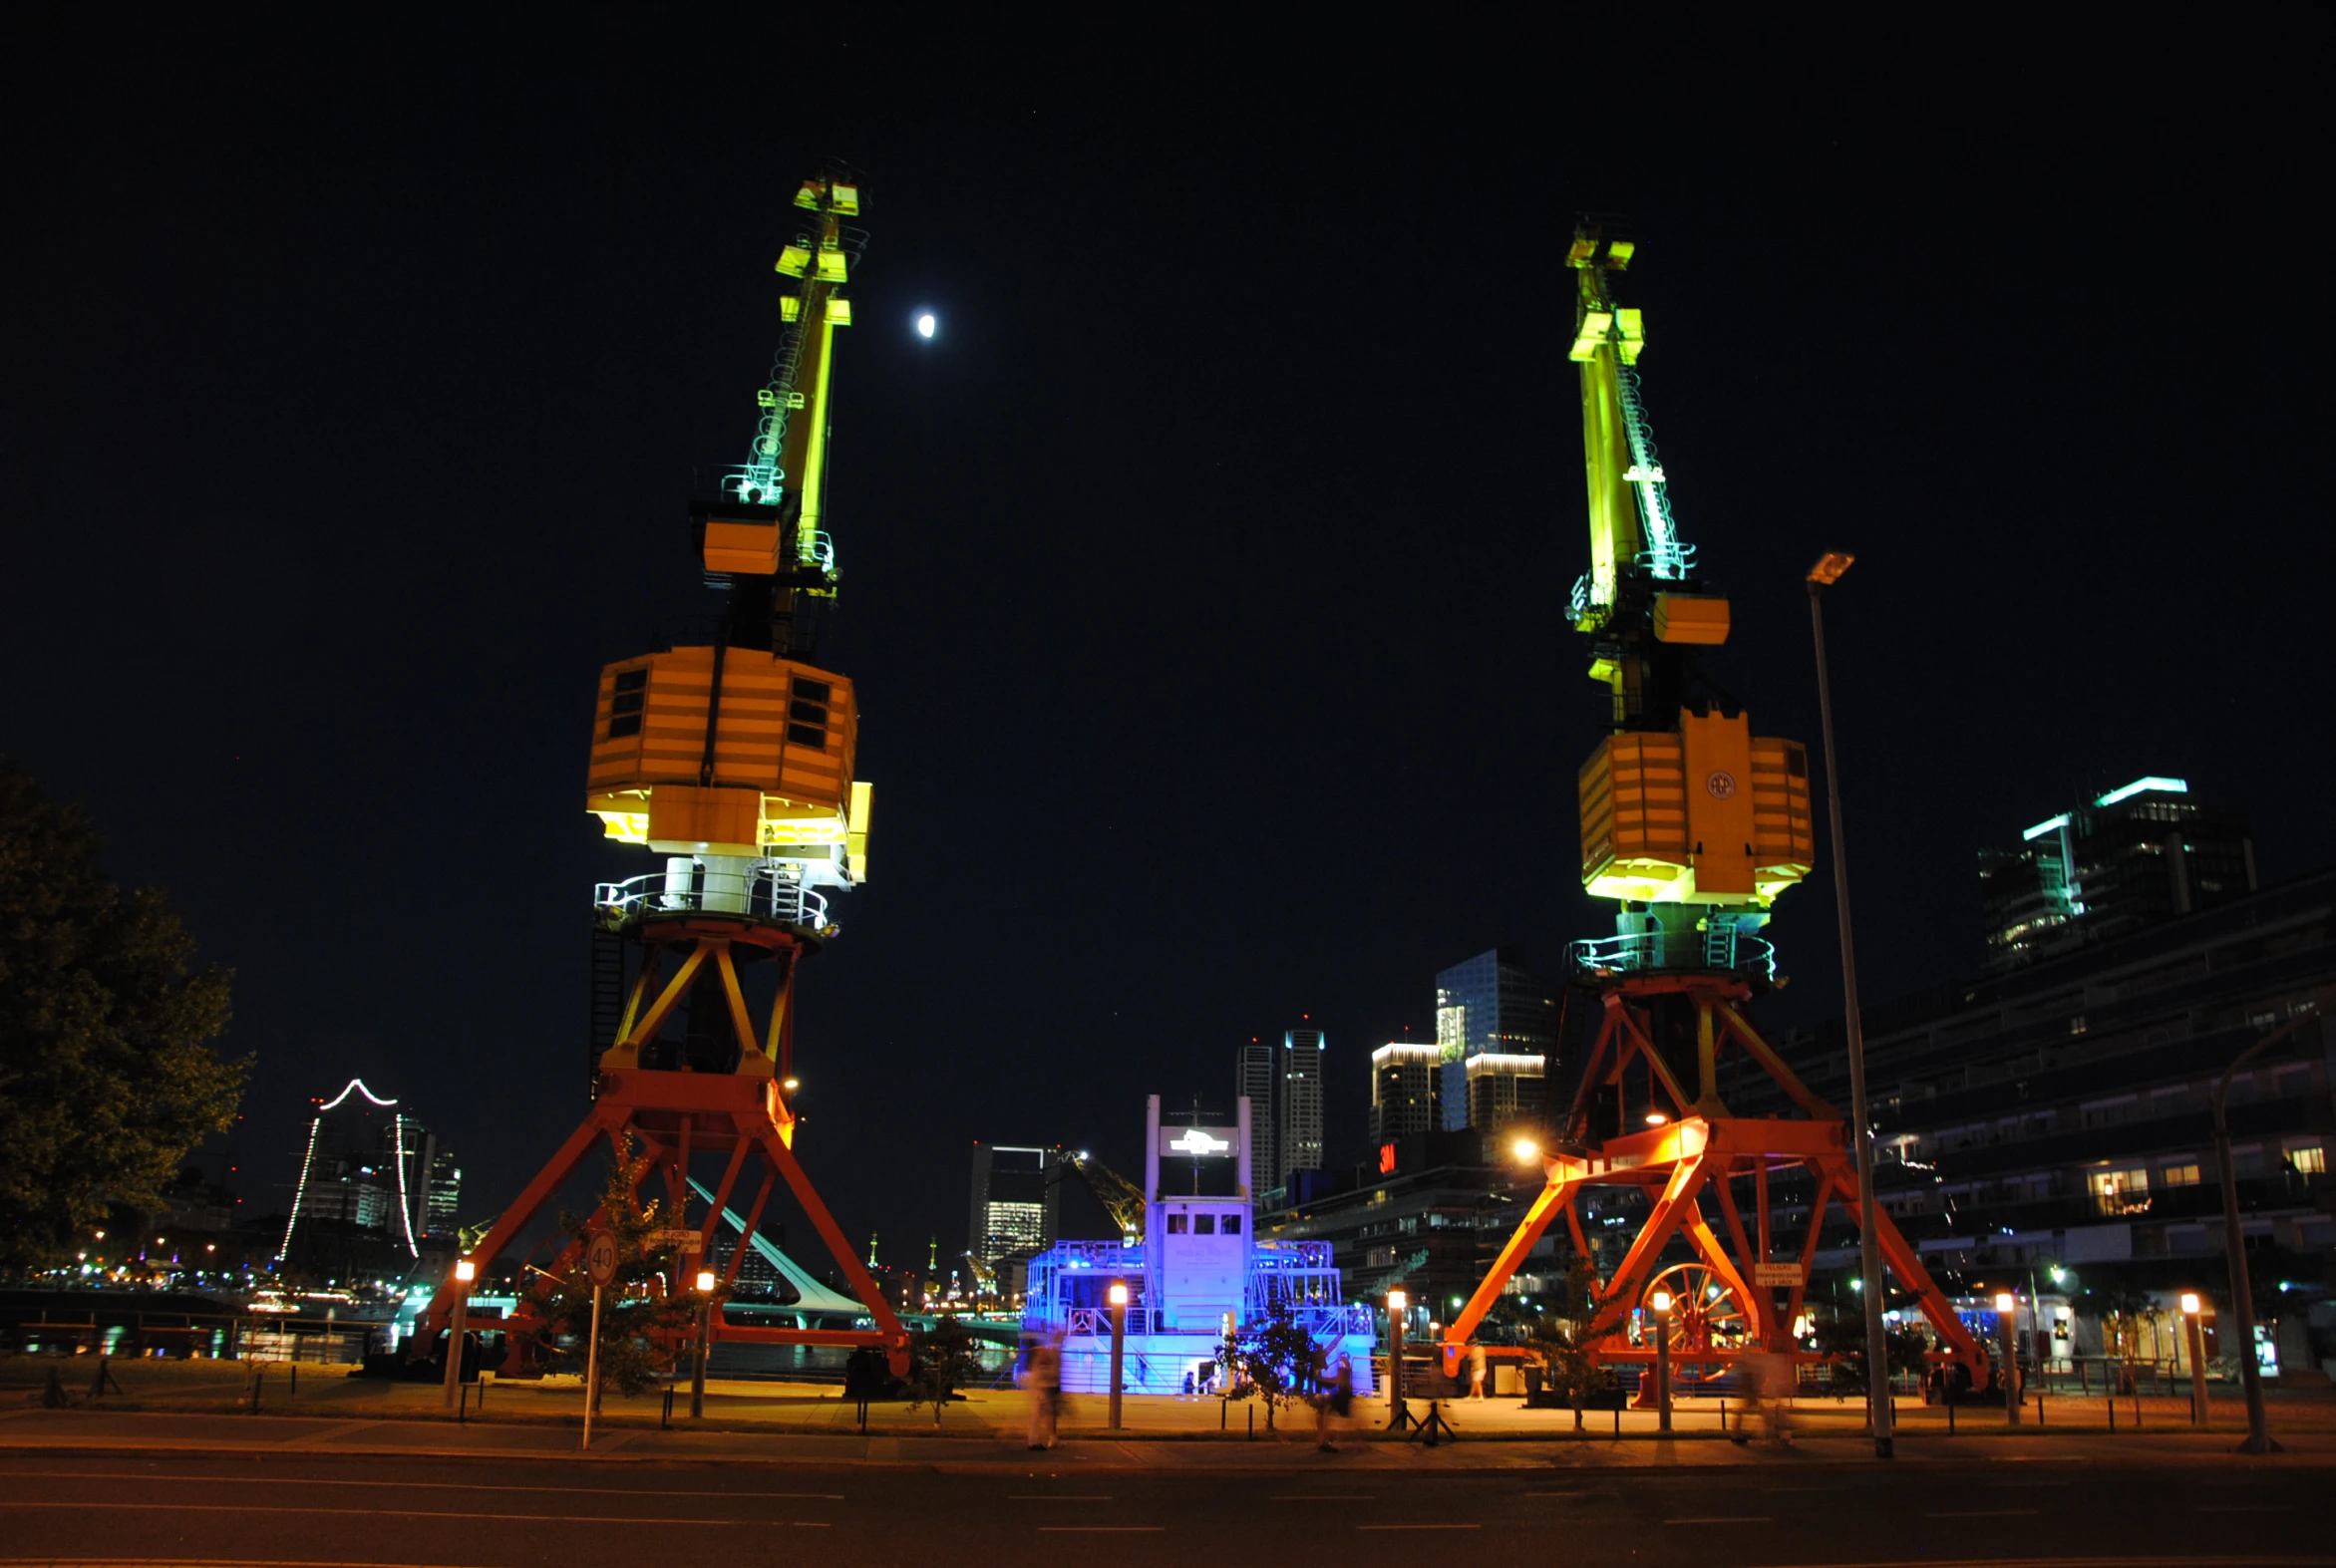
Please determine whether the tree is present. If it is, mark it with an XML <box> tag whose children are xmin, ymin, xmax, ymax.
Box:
<box><xmin>515</xmin><ymin>1133</ymin><xmax>699</xmax><ymax>1410</ymax></box>
<box><xmin>1812</xmin><ymin>1307</ymin><xmax>1930</xmax><ymax>1395</ymax></box>
<box><xmin>0</xmin><ymin>759</ymin><xmax>243</xmax><ymax>1270</ymax></box>
<box><xmin>1219</xmin><ymin>1300</ymin><xmax>1318</xmax><ymax>1426</ymax></box>
<box><xmin>904</xmin><ymin>1317</ymin><xmax>979</xmax><ymax>1425</ymax></box>
<box><xmin>1522</xmin><ymin>1256</ymin><xmax>1618</xmax><ymax>1428</ymax></box>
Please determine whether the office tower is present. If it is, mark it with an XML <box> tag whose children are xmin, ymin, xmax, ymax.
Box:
<box><xmin>425</xmin><ymin>1146</ymin><xmax>460</xmax><ymax>1237</ymax></box>
<box><xmin>1235</xmin><ymin>1039</ymin><xmax>1279</xmax><ymax>1196</ymax></box>
<box><xmin>967</xmin><ymin>1143</ymin><xmax>1060</xmax><ymax>1270</ymax></box>
<box><xmin>1279</xmin><ymin>1028</ymin><xmax>1325</xmax><ymax>1182</ymax></box>
<box><xmin>1979</xmin><ymin>776</ymin><xmax>2255</xmax><ymax>972</ymax></box>
<box><xmin>1433</xmin><ymin>946</ymin><xmax>1557</xmax><ymax>1130</ymax></box>
<box><xmin>1463</xmin><ymin>1053</ymin><xmax>1548</xmax><ymax>1137</ymax></box>
<box><xmin>1370</xmin><ymin>1042</ymin><xmax>1442</xmax><ymax>1145</ymax></box>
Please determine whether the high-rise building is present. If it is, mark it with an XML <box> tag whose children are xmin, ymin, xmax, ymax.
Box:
<box><xmin>279</xmin><ymin>1078</ymin><xmax>451</xmax><ymax>1280</ymax></box>
<box><xmin>1979</xmin><ymin>776</ymin><xmax>2255</xmax><ymax>972</ymax></box>
<box><xmin>1234</xmin><ymin>1039</ymin><xmax>1279</xmax><ymax>1196</ymax></box>
<box><xmin>967</xmin><ymin>1143</ymin><xmax>1061</xmax><ymax>1271</ymax></box>
<box><xmin>1279</xmin><ymin>1029</ymin><xmax>1325</xmax><ymax>1184</ymax></box>
<box><xmin>424</xmin><ymin>1146</ymin><xmax>460</xmax><ymax>1237</ymax></box>
<box><xmin>1369</xmin><ymin>1042</ymin><xmax>1441</xmax><ymax>1146</ymax></box>
<box><xmin>1463</xmin><ymin>1053</ymin><xmax>1548</xmax><ymax>1139</ymax></box>
<box><xmin>1433</xmin><ymin>946</ymin><xmax>1557</xmax><ymax>1130</ymax></box>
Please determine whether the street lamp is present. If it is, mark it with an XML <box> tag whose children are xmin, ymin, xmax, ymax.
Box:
<box><xmin>1107</xmin><ymin>1281</ymin><xmax>1129</xmax><ymax>1430</ymax></box>
<box><xmin>2181</xmin><ymin>1292</ymin><xmax>2210</xmax><ymax>1429</ymax></box>
<box><xmin>690</xmin><ymin>1268</ymin><xmax>718</xmax><ymax>1418</ymax></box>
<box><xmin>1385</xmin><ymin>1289</ymin><xmax>1409</xmax><ymax>1423</ymax></box>
<box><xmin>2211</xmin><ymin>1007</ymin><xmax>2315</xmax><ymax>1453</ymax></box>
<box><xmin>1650</xmin><ymin>1290</ymin><xmax>1674</xmax><ymax>1434</ymax></box>
<box><xmin>1808</xmin><ymin>549</ymin><xmax>1892</xmax><ymax>1460</ymax></box>
<box><xmin>1512</xmin><ymin>1136</ymin><xmax>1540</xmax><ymax>1163</ymax></box>
<box><xmin>1993</xmin><ymin>1291</ymin><xmax>2019</xmax><ymax>1427</ymax></box>
<box><xmin>442</xmin><ymin>1257</ymin><xmax>476</xmax><ymax>1412</ymax></box>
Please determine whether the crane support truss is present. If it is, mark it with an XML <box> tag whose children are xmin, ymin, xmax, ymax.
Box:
<box><xmin>1440</xmin><ymin>972</ymin><xmax>1986</xmax><ymax>1381</ymax></box>
<box><xmin>416</xmin><ymin>913</ymin><xmax>910</xmax><ymax>1376</ymax></box>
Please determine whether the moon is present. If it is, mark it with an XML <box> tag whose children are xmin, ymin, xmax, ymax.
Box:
<box><xmin>914</xmin><ymin>312</ymin><xmax>936</xmax><ymax>339</ymax></box>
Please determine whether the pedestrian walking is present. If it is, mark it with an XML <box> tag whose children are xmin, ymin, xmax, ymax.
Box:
<box><xmin>1315</xmin><ymin>1352</ymin><xmax>1354</xmax><ymax>1451</ymax></box>
<box><xmin>1467</xmin><ymin>1340</ymin><xmax>1488</xmax><ymax>1399</ymax></box>
<box><xmin>1025</xmin><ymin>1337</ymin><xmax>1061</xmax><ymax>1449</ymax></box>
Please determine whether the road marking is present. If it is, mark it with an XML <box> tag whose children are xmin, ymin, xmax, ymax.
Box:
<box><xmin>0</xmin><ymin>1501</ymin><xmax>763</xmax><ymax>1526</ymax></box>
<box><xmin>1271</xmin><ymin>1495</ymin><xmax>1374</xmax><ymax>1501</ymax></box>
<box><xmin>1923</xmin><ymin>1509</ymin><xmax>2038</xmax><ymax>1518</ymax></box>
<box><xmin>1525</xmin><ymin>1490</ymin><xmax>1590</xmax><ymax>1497</ymax></box>
<box><xmin>1010</xmin><ymin>1494</ymin><xmax>1113</xmax><ymax>1501</ymax></box>
<box><xmin>1666</xmin><ymin>1516</ymin><xmax>1772</xmax><ymax>1525</ymax></box>
<box><xmin>1761</xmin><ymin>1486</ymin><xmax>1841</xmax><ymax>1493</ymax></box>
<box><xmin>1038</xmin><ymin>1527</ymin><xmax>1163</xmax><ymax>1533</ymax></box>
<box><xmin>1358</xmin><ymin>1524</ymin><xmax>1480</xmax><ymax>1532</ymax></box>
<box><xmin>2196</xmin><ymin>1505</ymin><xmax>2295</xmax><ymax>1512</ymax></box>
<box><xmin>0</xmin><ymin>1470</ymin><xmax>842</xmax><ymax>1500</ymax></box>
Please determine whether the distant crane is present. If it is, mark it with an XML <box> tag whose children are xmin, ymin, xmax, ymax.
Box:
<box><xmin>1051</xmin><ymin>1149</ymin><xmax>1149</xmax><ymax>1242</ymax></box>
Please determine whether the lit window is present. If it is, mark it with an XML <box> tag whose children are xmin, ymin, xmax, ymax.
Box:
<box><xmin>1167</xmin><ymin>1213</ymin><xmax>1187</xmax><ymax>1234</ymax></box>
<box><xmin>608</xmin><ymin>668</ymin><xmax>648</xmax><ymax>739</ymax></box>
<box><xmin>2161</xmin><ymin>1162</ymin><xmax>2201</xmax><ymax>1188</ymax></box>
<box><xmin>2290</xmin><ymin>1146</ymin><xmax>2327</xmax><ymax>1175</ymax></box>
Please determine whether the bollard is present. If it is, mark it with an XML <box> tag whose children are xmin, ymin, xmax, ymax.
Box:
<box><xmin>2037</xmin><ymin>1394</ymin><xmax>2045</xmax><ymax>1428</ymax></box>
<box><xmin>1247</xmin><ymin>1404</ymin><xmax>1254</xmax><ymax>1440</ymax></box>
<box><xmin>2108</xmin><ymin>1396</ymin><xmax>2115</xmax><ymax>1432</ymax></box>
<box><xmin>1947</xmin><ymin>1391</ymin><xmax>1956</xmax><ymax>1435</ymax></box>
<box><xmin>459</xmin><ymin>1384</ymin><xmax>469</xmax><ymax>1425</ymax></box>
<box><xmin>249</xmin><ymin>1364</ymin><xmax>263</xmax><ymax>1415</ymax></box>
<box><xmin>289</xmin><ymin>1362</ymin><xmax>297</xmax><ymax>1401</ymax></box>
<box><xmin>1613</xmin><ymin>1405</ymin><xmax>1620</xmax><ymax>1438</ymax></box>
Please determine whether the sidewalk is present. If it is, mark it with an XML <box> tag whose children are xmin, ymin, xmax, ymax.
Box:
<box><xmin>6</xmin><ymin>1387</ymin><xmax>2336</xmax><ymax>1473</ymax></box>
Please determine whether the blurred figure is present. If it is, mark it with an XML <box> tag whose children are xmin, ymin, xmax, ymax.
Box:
<box><xmin>1316</xmin><ymin>1351</ymin><xmax>1355</xmax><ymax>1451</ymax></box>
<box><xmin>1467</xmin><ymin>1339</ymin><xmax>1488</xmax><ymax>1399</ymax></box>
<box><xmin>1025</xmin><ymin>1335</ymin><xmax>1061</xmax><ymax>1450</ymax></box>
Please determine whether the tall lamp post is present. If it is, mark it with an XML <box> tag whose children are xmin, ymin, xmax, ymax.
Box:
<box><xmin>2181</xmin><ymin>1292</ymin><xmax>2211</xmax><ymax>1429</ymax></box>
<box><xmin>440</xmin><ymin>1257</ymin><xmax>475</xmax><ymax>1412</ymax></box>
<box><xmin>2212</xmin><ymin>1006</ymin><xmax>2316</xmax><ymax>1453</ymax></box>
<box><xmin>690</xmin><ymin>1268</ymin><xmax>717</xmax><ymax>1418</ymax></box>
<box><xmin>1650</xmin><ymin>1290</ymin><xmax>1674</xmax><ymax>1434</ymax></box>
<box><xmin>1385</xmin><ymin>1289</ymin><xmax>1408</xmax><ymax>1425</ymax></box>
<box><xmin>1106</xmin><ymin>1281</ymin><xmax>1129</xmax><ymax>1430</ymax></box>
<box><xmin>1994</xmin><ymin>1291</ymin><xmax>2020</xmax><ymax>1426</ymax></box>
<box><xmin>1808</xmin><ymin>550</ymin><xmax>1893</xmax><ymax>1459</ymax></box>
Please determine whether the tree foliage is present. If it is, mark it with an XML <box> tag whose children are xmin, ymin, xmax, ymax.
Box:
<box><xmin>904</xmin><ymin>1317</ymin><xmax>979</xmax><ymax>1424</ymax></box>
<box><xmin>1218</xmin><ymin>1300</ymin><xmax>1318</xmax><ymax>1416</ymax></box>
<box><xmin>515</xmin><ymin>1133</ymin><xmax>700</xmax><ymax>1408</ymax></box>
<box><xmin>1521</xmin><ymin>1255</ymin><xmax>1618</xmax><ymax>1428</ymax></box>
<box><xmin>0</xmin><ymin>759</ymin><xmax>243</xmax><ymax>1270</ymax></box>
<box><xmin>1812</xmin><ymin>1306</ymin><xmax>1930</xmax><ymax>1394</ymax></box>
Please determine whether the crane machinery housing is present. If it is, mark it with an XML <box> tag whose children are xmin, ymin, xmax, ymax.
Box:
<box><xmin>414</xmin><ymin>168</ymin><xmax>907</xmax><ymax>1380</ymax></box>
<box><xmin>1435</xmin><ymin>221</ymin><xmax>1987</xmax><ymax>1390</ymax></box>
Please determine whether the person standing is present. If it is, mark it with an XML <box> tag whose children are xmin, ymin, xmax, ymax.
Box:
<box><xmin>1026</xmin><ymin>1337</ymin><xmax>1061</xmax><ymax>1450</ymax></box>
<box><xmin>1467</xmin><ymin>1340</ymin><xmax>1488</xmax><ymax>1399</ymax></box>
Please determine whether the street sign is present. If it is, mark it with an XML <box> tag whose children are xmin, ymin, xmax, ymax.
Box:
<box><xmin>584</xmin><ymin>1231</ymin><xmax>619</xmax><ymax>1288</ymax></box>
<box><xmin>647</xmin><ymin>1228</ymin><xmax>705</xmax><ymax>1252</ymax></box>
<box><xmin>1753</xmin><ymin>1262</ymin><xmax>1805</xmax><ymax>1288</ymax></box>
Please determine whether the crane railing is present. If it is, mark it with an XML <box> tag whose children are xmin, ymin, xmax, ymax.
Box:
<box><xmin>1568</xmin><ymin>927</ymin><xmax>1775</xmax><ymax>981</ymax></box>
<box><xmin>593</xmin><ymin>867</ymin><xmax>830</xmax><ymax>930</ymax></box>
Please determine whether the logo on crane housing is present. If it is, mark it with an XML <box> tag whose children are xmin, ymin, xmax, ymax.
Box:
<box><xmin>1705</xmin><ymin>771</ymin><xmax>1738</xmax><ymax>799</ymax></box>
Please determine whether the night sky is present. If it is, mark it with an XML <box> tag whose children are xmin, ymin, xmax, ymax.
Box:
<box><xmin>5</xmin><ymin>15</ymin><xmax>2328</xmax><ymax>1272</ymax></box>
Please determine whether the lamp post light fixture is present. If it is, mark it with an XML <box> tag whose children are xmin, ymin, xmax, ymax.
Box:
<box><xmin>1650</xmin><ymin>1289</ymin><xmax>1674</xmax><ymax>1434</ymax></box>
<box><xmin>2182</xmin><ymin>1292</ymin><xmax>2211</xmax><ymax>1429</ymax></box>
<box><xmin>1512</xmin><ymin>1136</ymin><xmax>1540</xmax><ymax>1163</ymax></box>
<box><xmin>1107</xmin><ymin>1281</ymin><xmax>1130</xmax><ymax>1430</ymax></box>
<box><xmin>690</xmin><ymin>1268</ymin><xmax>718</xmax><ymax>1417</ymax></box>
<box><xmin>1993</xmin><ymin>1291</ymin><xmax>2020</xmax><ymax>1427</ymax></box>
<box><xmin>1385</xmin><ymin>1289</ymin><xmax>1409</xmax><ymax>1423</ymax></box>
<box><xmin>442</xmin><ymin>1257</ymin><xmax>477</xmax><ymax>1412</ymax></box>
<box><xmin>2211</xmin><ymin>1007</ymin><xmax>2315</xmax><ymax>1453</ymax></box>
<box><xmin>1808</xmin><ymin>549</ymin><xmax>1892</xmax><ymax>1460</ymax></box>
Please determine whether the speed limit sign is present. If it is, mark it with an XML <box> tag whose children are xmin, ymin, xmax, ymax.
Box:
<box><xmin>584</xmin><ymin>1231</ymin><xmax>618</xmax><ymax>1289</ymax></box>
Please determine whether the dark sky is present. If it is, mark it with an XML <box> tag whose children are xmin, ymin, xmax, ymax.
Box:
<box><xmin>5</xmin><ymin>14</ymin><xmax>2329</xmax><ymax>1271</ymax></box>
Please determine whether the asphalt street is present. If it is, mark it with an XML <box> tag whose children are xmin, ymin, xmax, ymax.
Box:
<box><xmin>1</xmin><ymin>1451</ymin><xmax>2330</xmax><ymax>1568</ymax></box>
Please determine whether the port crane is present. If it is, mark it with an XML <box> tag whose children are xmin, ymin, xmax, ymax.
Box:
<box><xmin>1438</xmin><ymin>223</ymin><xmax>1985</xmax><ymax>1387</ymax></box>
<box><xmin>414</xmin><ymin>169</ymin><xmax>906</xmax><ymax>1378</ymax></box>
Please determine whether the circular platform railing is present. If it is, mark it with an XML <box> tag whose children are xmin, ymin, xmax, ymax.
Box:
<box><xmin>593</xmin><ymin>866</ymin><xmax>830</xmax><ymax>931</ymax></box>
<box><xmin>1568</xmin><ymin>927</ymin><xmax>1776</xmax><ymax>981</ymax></box>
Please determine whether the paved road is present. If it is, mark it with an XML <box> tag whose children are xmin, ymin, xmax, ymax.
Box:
<box><xmin>1</xmin><ymin>1450</ymin><xmax>2330</xmax><ymax>1567</ymax></box>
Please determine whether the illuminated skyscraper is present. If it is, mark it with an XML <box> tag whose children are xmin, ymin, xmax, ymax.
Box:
<box><xmin>1279</xmin><ymin>1028</ymin><xmax>1325</xmax><ymax>1183</ymax></box>
<box><xmin>967</xmin><ymin>1143</ymin><xmax>1061</xmax><ymax>1270</ymax></box>
<box><xmin>1979</xmin><ymin>776</ymin><xmax>2255</xmax><ymax>972</ymax></box>
<box><xmin>1234</xmin><ymin>1040</ymin><xmax>1278</xmax><ymax>1196</ymax></box>
<box><xmin>1369</xmin><ymin>1041</ymin><xmax>1441</xmax><ymax>1145</ymax></box>
<box><xmin>1433</xmin><ymin>947</ymin><xmax>1556</xmax><ymax>1131</ymax></box>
